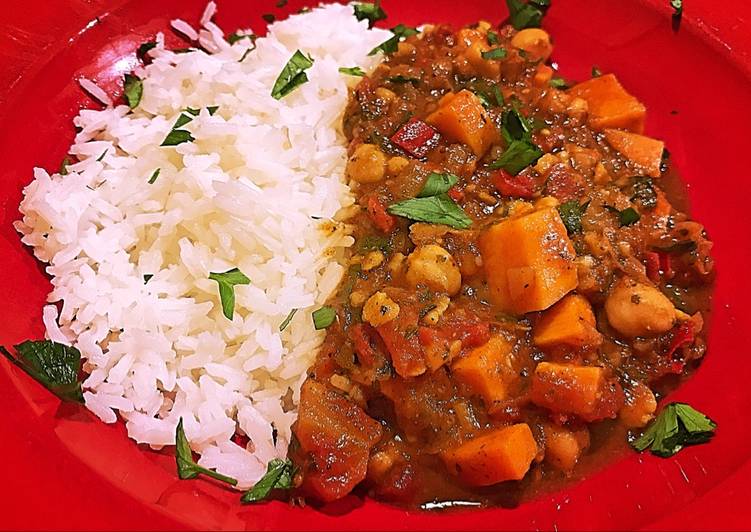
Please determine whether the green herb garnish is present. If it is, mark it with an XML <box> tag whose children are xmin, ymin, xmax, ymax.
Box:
<box><xmin>631</xmin><ymin>402</ymin><xmax>716</xmax><ymax>457</ymax></box>
<box><xmin>60</xmin><ymin>157</ymin><xmax>72</xmax><ymax>175</ymax></box>
<box><xmin>228</xmin><ymin>32</ymin><xmax>255</xmax><ymax>45</ymax></box>
<box><xmin>619</xmin><ymin>207</ymin><xmax>640</xmax><ymax>226</ymax></box>
<box><xmin>0</xmin><ymin>340</ymin><xmax>84</xmax><ymax>403</ymax></box>
<box><xmin>505</xmin><ymin>0</ymin><xmax>551</xmax><ymax>30</ymax></box>
<box><xmin>357</xmin><ymin>235</ymin><xmax>391</xmax><ymax>253</ymax></box>
<box><xmin>137</xmin><ymin>41</ymin><xmax>157</xmax><ymax>59</ymax></box>
<box><xmin>550</xmin><ymin>77</ymin><xmax>569</xmax><ymax>89</ymax></box>
<box><xmin>312</xmin><ymin>306</ymin><xmax>337</xmax><ymax>330</ymax></box>
<box><xmin>592</xmin><ymin>65</ymin><xmax>602</xmax><ymax>77</ymax></box>
<box><xmin>339</xmin><ymin>66</ymin><xmax>366</xmax><ymax>77</ymax></box>
<box><xmin>558</xmin><ymin>200</ymin><xmax>590</xmax><ymax>235</ymax></box>
<box><xmin>262</xmin><ymin>13</ymin><xmax>276</xmax><ymax>23</ymax></box>
<box><xmin>271</xmin><ymin>50</ymin><xmax>314</xmax><ymax>100</ymax></box>
<box><xmin>276</xmin><ymin>0</ymin><xmax>288</xmax><ymax>7</ymax></box>
<box><xmin>240</xmin><ymin>458</ymin><xmax>295</xmax><ymax>503</ymax></box>
<box><xmin>487</xmin><ymin>30</ymin><xmax>499</xmax><ymax>45</ymax></box>
<box><xmin>391</xmin><ymin>24</ymin><xmax>419</xmax><ymax>38</ymax></box>
<box><xmin>353</xmin><ymin>1</ymin><xmax>387</xmax><ymax>28</ymax></box>
<box><xmin>96</xmin><ymin>150</ymin><xmax>108</xmax><ymax>162</ymax></box>
<box><xmin>502</xmin><ymin>108</ymin><xmax>534</xmax><ymax>142</ymax></box>
<box><xmin>175</xmin><ymin>418</ymin><xmax>238</xmax><ymax>485</ymax></box>
<box><xmin>418</xmin><ymin>172</ymin><xmax>459</xmax><ymax>198</ymax></box>
<box><xmin>123</xmin><ymin>73</ymin><xmax>143</xmax><ymax>109</ymax></box>
<box><xmin>209</xmin><ymin>268</ymin><xmax>251</xmax><ymax>320</ymax></box>
<box><xmin>481</xmin><ymin>47</ymin><xmax>507</xmax><ymax>60</ymax></box>
<box><xmin>279</xmin><ymin>309</ymin><xmax>298</xmax><ymax>332</ymax></box>
<box><xmin>388</xmin><ymin>75</ymin><xmax>420</xmax><ymax>85</ymax></box>
<box><xmin>670</xmin><ymin>0</ymin><xmax>682</xmax><ymax>17</ymax></box>
<box><xmin>369</xmin><ymin>24</ymin><xmax>418</xmax><ymax>56</ymax></box>
<box><xmin>489</xmin><ymin>140</ymin><xmax>542</xmax><ymax>175</ymax></box>
<box><xmin>144</xmin><ymin>274</ymin><xmax>154</xmax><ymax>283</ymax></box>
<box><xmin>492</xmin><ymin>86</ymin><xmax>505</xmax><ymax>106</ymax></box>
<box><xmin>388</xmin><ymin>194</ymin><xmax>472</xmax><ymax>229</ymax></box>
<box><xmin>148</xmin><ymin>168</ymin><xmax>161</xmax><ymax>184</ymax></box>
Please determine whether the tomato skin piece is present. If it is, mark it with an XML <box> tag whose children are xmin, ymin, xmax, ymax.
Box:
<box><xmin>366</xmin><ymin>196</ymin><xmax>397</xmax><ymax>233</ymax></box>
<box><xmin>665</xmin><ymin>321</ymin><xmax>695</xmax><ymax>359</ymax></box>
<box><xmin>491</xmin><ymin>169</ymin><xmax>538</xmax><ymax>199</ymax></box>
<box><xmin>447</xmin><ymin>186</ymin><xmax>464</xmax><ymax>202</ymax></box>
<box><xmin>390</xmin><ymin>118</ymin><xmax>441</xmax><ymax>159</ymax></box>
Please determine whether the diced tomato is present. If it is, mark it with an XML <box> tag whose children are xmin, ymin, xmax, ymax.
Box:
<box><xmin>390</xmin><ymin>118</ymin><xmax>441</xmax><ymax>159</ymax></box>
<box><xmin>665</xmin><ymin>321</ymin><xmax>695</xmax><ymax>359</ymax></box>
<box><xmin>451</xmin><ymin>321</ymin><xmax>491</xmax><ymax>349</ymax></box>
<box><xmin>351</xmin><ymin>323</ymin><xmax>380</xmax><ymax>368</ymax></box>
<box><xmin>659</xmin><ymin>252</ymin><xmax>674</xmax><ymax>280</ymax></box>
<box><xmin>491</xmin><ymin>169</ymin><xmax>538</xmax><ymax>199</ymax></box>
<box><xmin>376</xmin><ymin>306</ymin><xmax>426</xmax><ymax>378</ymax></box>
<box><xmin>447</xmin><ymin>186</ymin><xmax>464</xmax><ymax>202</ymax></box>
<box><xmin>418</xmin><ymin>326</ymin><xmax>451</xmax><ymax>371</ymax></box>
<box><xmin>544</xmin><ymin>163</ymin><xmax>586</xmax><ymax>202</ymax></box>
<box><xmin>645</xmin><ymin>251</ymin><xmax>660</xmax><ymax>282</ymax></box>
<box><xmin>367</xmin><ymin>196</ymin><xmax>397</xmax><ymax>233</ymax></box>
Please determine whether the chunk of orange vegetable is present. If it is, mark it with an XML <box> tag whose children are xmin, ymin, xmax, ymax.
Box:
<box><xmin>543</xmin><ymin>424</ymin><xmax>590</xmax><ymax>472</ymax></box>
<box><xmin>533</xmin><ymin>293</ymin><xmax>602</xmax><ymax>349</ymax></box>
<box><xmin>603</xmin><ymin>128</ymin><xmax>664</xmax><ymax>178</ymax></box>
<box><xmin>530</xmin><ymin>362</ymin><xmax>623</xmax><ymax>421</ymax></box>
<box><xmin>426</xmin><ymin>90</ymin><xmax>498</xmax><ymax>157</ymax></box>
<box><xmin>451</xmin><ymin>335</ymin><xmax>515</xmax><ymax>410</ymax></box>
<box><xmin>533</xmin><ymin>64</ymin><xmax>554</xmax><ymax>87</ymax></box>
<box><xmin>465</xmin><ymin>41</ymin><xmax>502</xmax><ymax>78</ymax></box>
<box><xmin>442</xmin><ymin>424</ymin><xmax>538</xmax><ymax>486</ymax></box>
<box><xmin>295</xmin><ymin>380</ymin><xmax>383</xmax><ymax>502</ymax></box>
<box><xmin>567</xmin><ymin>74</ymin><xmax>646</xmax><ymax>133</ymax></box>
<box><xmin>478</xmin><ymin>207</ymin><xmax>578</xmax><ymax>315</ymax></box>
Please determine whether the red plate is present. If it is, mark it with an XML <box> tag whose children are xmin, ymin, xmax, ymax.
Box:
<box><xmin>1</xmin><ymin>0</ymin><xmax>750</xmax><ymax>529</ymax></box>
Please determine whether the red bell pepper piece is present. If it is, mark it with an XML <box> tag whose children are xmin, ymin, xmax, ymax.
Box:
<box><xmin>645</xmin><ymin>251</ymin><xmax>661</xmax><ymax>282</ymax></box>
<box><xmin>390</xmin><ymin>118</ymin><xmax>440</xmax><ymax>159</ymax></box>
<box><xmin>376</xmin><ymin>310</ymin><xmax>426</xmax><ymax>378</ymax></box>
<box><xmin>447</xmin><ymin>186</ymin><xmax>464</xmax><ymax>202</ymax></box>
<box><xmin>491</xmin><ymin>169</ymin><xmax>538</xmax><ymax>199</ymax></box>
<box><xmin>367</xmin><ymin>196</ymin><xmax>397</xmax><ymax>233</ymax></box>
<box><xmin>665</xmin><ymin>321</ymin><xmax>695</xmax><ymax>359</ymax></box>
<box><xmin>351</xmin><ymin>323</ymin><xmax>381</xmax><ymax>368</ymax></box>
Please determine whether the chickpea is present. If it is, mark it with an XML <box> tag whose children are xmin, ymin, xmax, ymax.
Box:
<box><xmin>346</xmin><ymin>144</ymin><xmax>386</xmax><ymax>184</ymax></box>
<box><xmin>422</xmin><ymin>294</ymin><xmax>451</xmax><ymax>326</ymax></box>
<box><xmin>362</xmin><ymin>291</ymin><xmax>400</xmax><ymax>327</ymax></box>
<box><xmin>361</xmin><ymin>250</ymin><xmax>385</xmax><ymax>271</ymax></box>
<box><xmin>511</xmin><ymin>28</ymin><xmax>553</xmax><ymax>62</ymax></box>
<box><xmin>374</xmin><ymin>87</ymin><xmax>396</xmax><ymax>104</ymax></box>
<box><xmin>619</xmin><ymin>382</ymin><xmax>657</xmax><ymax>428</ymax></box>
<box><xmin>605</xmin><ymin>278</ymin><xmax>676</xmax><ymax>337</ymax></box>
<box><xmin>405</xmin><ymin>244</ymin><xmax>462</xmax><ymax>296</ymax></box>
<box><xmin>387</xmin><ymin>156</ymin><xmax>410</xmax><ymax>176</ymax></box>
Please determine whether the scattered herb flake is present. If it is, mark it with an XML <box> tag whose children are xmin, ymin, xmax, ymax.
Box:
<box><xmin>487</xmin><ymin>30</ymin><xmax>499</xmax><ymax>45</ymax></box>
<box><xmin>262</xmin><ymin>13</ymin><xmax>276</xmax><ymax>23</ymax></box>
<box><xmin>505</xmin><ymin>0</ymin><xmax>551</xmax><ymax>30</ymax></box>
<box><xmin>388</xmin><ymin>194</ymin><xmax>472</xmax><ymax>229</ymax></box>
<box><xmin>207</xmin><ymin>105</ymin><xmax>219</xmax><ymax>115</ymax></box>
<box><xmin>558</xmin><ymin>200</ymin><xmax>590</xmax><ymax>235</ymax></box>
<box><xmin>276</xmin><ymin>0</ymin><xmax>288</xmax><ymax>7</ymax></box>
<box><xmin>143</xmin><ymin>274</ymin><xmax>154</xmax><ymax>283</ymax></box>
<box><xmin>592</xmin><ymin>65</ymin><xmax>602</xmax><ymax>77</ymax></box>
<box><xmin>492</xmin><ymin>86</ymin><xmax>505</xmax><ymax>106</ymax></box>
<box><xmin>353</xmin><ymin>1</ymin><xmax>387</xmax><ymax>28</ymax></box>
<box><xmin>549</xmin><ymin>76</ymin><xmax>569</xmax><ymax>89</ymax></box>
<box><xmin>148</xmin><ymin>168</ymin><xmax>161</xmax><ymax>184</ymax></box>
<box><xmin>357</xmin><ymin>235</ymin><xmax>391</xmax><ymax>253</ymax></box>
<box><xmin>631</xmin><ymin>402</ymin><xmax>716</xmax><ymax>457</ymax></box>
<box><xmin>339</xmin><ymin>66</ymin><xmax>366</xmax><ymax>77</ymax></box>
<box><xmin>228</xmin><ymin>32</ymin><xmax>254</xmax><ymax>44</ymax></box>
<box><xmin>388</xmin><ymin>75</ymin><xmax>420</xmax><ymax>85</ymax></box>
<box><xmin>369</xmin><ymin>34</ymin><xmax>399</xmax><ymax>56</ymax></box>
<box><xmin>209</xmin><ymin>268</ymin><xmax>251</xmax><ymax>320</ymax></box>
<box><xmin>240</xmin><ymin>458</ymin><xmax>295</xmax><ymax>503</ymax></box>
<box><xmin>481</xmin><ymin>47</ymin><xmax>507</xmax><ymax>60</ymax></box>
<box><xmin>670</xmin><ymin>0</ymin><xmax>683</xmax><ymax>17</ymax></box>
<box><xmin>161</xmin><ymin>129</ymin><xmax>194</xmax><ymax>147</ymax></box>
<box><xmin>271</xmin><ymin>50</ymin><xmax>314</xmax><ymax>100</ymax></box>
<box><xmin>618</xmin><ymin>207</ymin><xmax>640</xmax><ymax>226</ymax></box>
<box><xmin>175</xmin><ymin>418</ymin><xmax>239</xmax><ymax>485</ymax></box>
<box><xmin>96</xmin><ymin>150</ymin><xmax>108</xmax><ymax>162</ymax></box>
<box><xmin>391</xmin><ymin>24</ymin><xmax>419</xmax><ymax>38</ymax></box>
<box><xmin>137</xmin><ymin>40</ymin><xmax>157</xmax><ymax>59</ymax></box>
<box><xmin>60</xmin><ymin>157</ymin><xmax>72</xmax><ymax>176</ymax></box>
<box><xmin>312</xmin><ymin>306</ymin><xmax>337</xmax><ymax>330</ymax></box>
<box><xmin>0</xmin><ymin>340</ymin><xmax>84</xmax><ymax>403</ymax></box>
<box><xmin>123</xmin><ymin>73</ymin><xmax>143</xmax><ymax>109</ymax></box>
<box><xmin>488</xmin><ymin>139</ymin><xmax>543</xmax><ymax>175</ymax></box>
<box><xmin>279</xmin><ymin>309</ymin><xmax>298</xmax><ymax>332</ymax></box>
<box><xmin>502</xmin><ymin>108</ymin><xmax>534</xmax><ymax>142</ymax></box>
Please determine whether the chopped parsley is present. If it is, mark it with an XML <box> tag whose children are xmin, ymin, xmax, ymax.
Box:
<box><xmin>143</xmin><ymin>274</ymin><xmax>154</xmax><ymax>283</ymax></box>
<box><xmin>209</xmin><ymin>268</ymin><xmax>251</xmax><ymax>320</ymax></box>
<box><xmin>175</xmin><ymin>418</ymin><xmax>238</xmax><ymax>485</ymax></box>
<box><xmin>357</xmin><ymin>235</ymin><xmax>391</xmax><ymax>253</ymax></box>
<box><xmin>481</xmin><ymin>48</ymin><xmax>507</xmax><ymax>60</ymax></box>
<box><xmin>59</xmin><ymin>157</ymin><xmax>72</xmax><ymax>175</ymax></box>
<box><xmin>619</xmin><ymin>207</ymin><xmax>640</xmax><ymax>226</ymax></box>
<box><xmin>558</xmin><ymin>200</ymin><xmax>590</xmax><ymax>235</ymax></box>
<box><xmin>312</xmin><ymin>306</ymin><xmax>337</xmax><ymax>329</ymax></box>
<box><xmin>148</xmin><ymin>168</ymin><xmax>161</xmax><ymax>184</ymax></box>
<box><xmin>0</xmin><ymin>340</ymin><xmax>84</xmax><ymax>403</ymax></box>
<box><xmin>487</xmin><ymin>30</ymin><xmax>500</xmax><ymax>45</ymax></box>
<box><xmin>161</xmin><ymin>107</ymin><xmax>217</xmax><ymax>146</ymax></box>
<box><xmin>353</xmin><ymin>1</ymin><xmax>387</xmax><ymax>28</ymax></box>
<box><xmin>276</xmin><ymin>0</ymin><xmax>288</xmax><ymax>7</ymax></box>
<box><xmin>339</xmin><ymin>66</ymin><xmax>366</xmax><ymax>77</ymax></box>
<box><xmin>502</xmin><ymin>108</ymin><xmax>534</xmax><ymax>142</ymax></box>
<box><xmin>279</xmin><ymin>309</ymin><xmax>298</xmax><ymax>332</ymax></box>
<box><xmin>489</xmin><ymin>140</ymin><xmax>543</xmax><ymax>175</ymax></box>
<box><xmin>388</xmin><ymin>195</ymin><xmax>472</xmax><ymax>229</ymax></box>
<box><xmin>505</xmin><ymin>0</ymin><xmax>551</xmax><ymax>30</ymax></box>
<box><xmin>388</xmin><ymin>75</ymin><xmax>420</xmax><ymax>85</ymax></box>
<box><xmin>631</xmin><ymin>402</ymin><xmax>716</xmax><ymax>457</ymax></box>
<box><xmin>271</xmin><ymin>50</ymin><xmax>314</xmax><ymax>100</ymax></box>
<box><xmin>228</xmin><ymin>32</ymin><xmax>256</xmax><ymax>45</ymax></box>
<box><xmin>369</xmin><ymin>25</ymin><xmax>419</xmax><ymax>56</ymax></box>
<box><xmin>549</xmin><ymin>76</ymin><xmax>569</xmax><ymax>89</ymax></box>
<box><xmin>240</xmin><ymin>458</ymin><xmax>295</xmax><ymax>503</ymax></box>
<box><xmin>123</xmin><ymin>73</ymin><xmax>143</xmax><ymax>109</ymax></box>
<box><xmin>418</xmin><ymin>172</ymin><xmax>459</xmax><ymax>198</ymax></box>
<box><xmin>670</xmin><ymin>0</ymin><xmax>683</xmax><ymax>17</ymax></box>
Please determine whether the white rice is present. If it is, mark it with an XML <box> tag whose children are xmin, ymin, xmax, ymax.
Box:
<box><xmin>15</xmin><ymin>3</ymin><xmax>389</xmax><ymax>488</ymax></box>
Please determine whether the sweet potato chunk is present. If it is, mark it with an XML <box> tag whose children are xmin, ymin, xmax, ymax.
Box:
<box><xmin>451</xmin><ymin>335</ymin><xmax>515</xmax><ymax>410</ymax></box>
<box><xmin>533</xmin><ymin>294</ymin><xmax>602</xmax><ymax>349</ymax></box>
<box><xmin>478</xmin><ymin>207</ymin><xmax>578</xmax><ymax>315</ymax></box>
<box><xmin>530</xmin><ymin>362</ymin><xmax>624</xmax><ymax>421</ymax></box>
<box><xmin>603</xmin><ymin>128</ymin><xmax>664</xmax><ymax>178</ymax></box>
<box><xmin>442</xmin><ymin>424</ymin><xmax>538</xmax><ymax>486</ymax></box>
<box><xmin>294</xmin><ymin>380</ymin><xmax>383</xmax><ymax>502</ymax></box>
<box><xmin>567</xmin><ymin>74</ymin><xmax>646</xmax><ymax>133</ymax></box>
<box><xmin>426</xmin><ymin>90</ymin><xmax>498</xmax><ymax>157</ymax></box>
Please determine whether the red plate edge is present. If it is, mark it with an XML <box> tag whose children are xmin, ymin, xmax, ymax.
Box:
<box><xmin>1</xmin><ymin>0</ymin><xmax>750</xmax><ymax>530</ymax></box>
